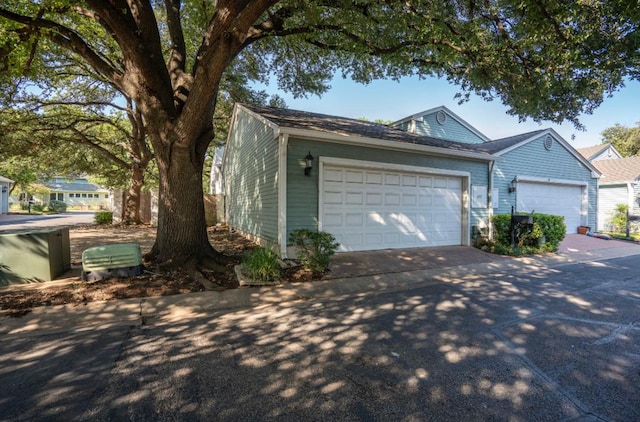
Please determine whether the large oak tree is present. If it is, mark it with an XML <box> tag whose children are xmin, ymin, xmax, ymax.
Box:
<box><xmin>1</xmin><ymin>1</ymin><xmax>638</xmax><ymax>278</ymax></box>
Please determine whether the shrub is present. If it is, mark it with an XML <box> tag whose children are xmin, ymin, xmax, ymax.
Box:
<box><xmin>610</xmin><ymin>203</ymin><xmax>628</xmax><ymax>233</ymax></box>
<box><xmin>48</xmin><ymin>200</ymin><xmax>67</xmax><ymax>213</ymax></box>
<box><xmin>289</xmin><ymin>229</ymin><xmax>340</xmax><ymax>274</ymax></box>
<box><xmin>242</xmin><ymin>247</ymin><xmax>281</xmax><ymax>281</ymax></box>
<box><xmin>488</xmin><ymin>213</ymin><xmax>566</xmax><ymax>255</ymax></box>
<box><xmin>94</xmin><ymin>211</ymin><xmax>113</xmax><ymax>225</ymax></box>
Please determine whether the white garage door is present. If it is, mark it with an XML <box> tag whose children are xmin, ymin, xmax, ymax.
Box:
<box><xmin>598</xmin><ymin>185</ymin><xmax>628</xmax><ymax>231</ymax></box>
<box><xmin>517</xmin><ymin>182</ymin><xmax>583</xmax><ymax>234</ymax></box>
<box><xmin>320</xmin><ymin>164</ymin><xmax>463</xmax><ymax>251</ymax></box>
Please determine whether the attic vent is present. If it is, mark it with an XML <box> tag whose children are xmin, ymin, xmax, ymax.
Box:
<box><xmin>436</xmin><ymin>110</ymin><xmax>447</xmax><ymax>125</ymax></box>
<box><xmin>544</xmin><ymin>135</ymin><xmax>554</xmax><ymax>150</ymax></box>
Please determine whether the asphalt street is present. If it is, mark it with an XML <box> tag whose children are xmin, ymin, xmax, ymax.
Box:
<box><xmin>0</xmin><ymin>254</ymin><xmax>638</xmax><ymax>421</ymax></box>
<box><xmin>0</xmin><ymin>211</ymin><xmax>96</xmax><ymax>231</ymax></box>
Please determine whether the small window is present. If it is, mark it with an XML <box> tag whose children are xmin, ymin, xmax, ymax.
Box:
<box><xmin>544</xmin><ymin>135</ymin><xmax>554</xmax><ymax>150</ymax></box>
<box><xmin>82</xmin><ymin>193</ymin><xmax>87</xmax><ymax>198</ymax></box>
<box><xmin>105</xmin><ymin>193</ymin><xmax>109</xmax><ymax>198</ymax></box>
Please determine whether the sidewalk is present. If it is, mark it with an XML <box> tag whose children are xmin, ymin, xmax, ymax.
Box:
<box><xmin>2</xmin><ymin>236</ymin><xmax>639</xmax><ymax>337</ymax></box>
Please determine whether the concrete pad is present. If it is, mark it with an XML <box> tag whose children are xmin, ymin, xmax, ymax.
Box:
<box><xmin>559</xmin><ymin>233</ymin><xmax>639</xmax><ymax>253</ymax></box>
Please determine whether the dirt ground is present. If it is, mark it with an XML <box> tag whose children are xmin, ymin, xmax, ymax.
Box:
<box><xmin>0</xmin><ymin>225</ymin><xmax>313</xmax><ymax>316</ymax></box>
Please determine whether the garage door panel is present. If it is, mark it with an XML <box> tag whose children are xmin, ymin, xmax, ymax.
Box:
<box><xmin>345</xmin><ymin>192</ymin><xmax>363</xmax><ymax>205</ymax></box>
<box><xmin>366</xmin><ymin>172</ymin><xmax>382</xmax><ymax>184</ymax></box>
<box><xmin>321</xmin><ymin>164</ymin><xmax>463</xmax><ymax>251</ymax></box>
<box><xmin>403</xmin><ymin>175</ymin><xmax>417</xmax><ymax>186</ymax></box>
<box><xmin>324</xmin><ymin>191</ymin><xmax>343</xmax><ymax>204</ymax></box>
<box><xmin>402</xmin><ymin>194</ymin><xmax>417</xmax><ymax>206</ymax></box>
<box><xmin>345</xmin><ymin>171</ymin><xmax>363</xmax><ymax>183</ymax></box>
<box><xmin>385</xmin><ymin>174</ymin><xmax>400</xmax><ymax>185</ymax></box>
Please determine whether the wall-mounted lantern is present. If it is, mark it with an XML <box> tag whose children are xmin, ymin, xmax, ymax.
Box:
<box><xmin>508</xmin><ymin>177</ymin><xmax>517</xmax><ymax>194</ymax></box>
<box><xmin>304</xmin><ymin>151</ymin><xmax>314</xmax><ymax>176</ymax></box>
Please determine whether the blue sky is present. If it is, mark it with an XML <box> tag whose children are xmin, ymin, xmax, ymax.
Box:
<box><xmin>257</xmin><ymin>76</ymin><xmax>640</xmax><ymax>149</ymax></box>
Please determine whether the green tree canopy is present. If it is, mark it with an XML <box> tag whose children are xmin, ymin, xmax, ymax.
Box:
<box><xmin>1</xmin><ymin>1</ymin><xmax>639</xmax><ymax>278</ymax></box>
<box><xmin>601</xmin><ymin>122</ymin><xmax>640</xmax><ymax>157</ymax></box>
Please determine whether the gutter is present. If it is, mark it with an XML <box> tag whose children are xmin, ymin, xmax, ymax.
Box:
<box><xmin>281</xmin><ymin>127</ymin><xmax>497</xmax><ymax>163</ymax></box>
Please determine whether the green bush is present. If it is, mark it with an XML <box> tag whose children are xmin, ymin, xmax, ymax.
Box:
<box><xmin>610</xmin><ymin>203</ymin><xmax>628</xmax><ymax>233</ymax></box>
<box><xmin>242</xmin><ymin>247</ymin><xmax>281</xmax><ymax>282</ymax></box>
<box><xmin>488</xmin><ymin>213</ymin><xmax>566</xmax><ymax>255</ymax></box>
<box><xmin>289</xmin><ymin>229</ymin><xmax>340</xmax><ymax>274</ymax></box>
<box><xmin>48</xmin><ymin>200</ymin><xmax>67</xmax><ymax>213</ymax></box>
<box><xmin>94</xmin><ymin>211</ymin><xmax>113</xmax><ymax>225</ymax></box>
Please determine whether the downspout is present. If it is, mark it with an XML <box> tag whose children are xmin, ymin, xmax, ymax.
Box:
<box><xmin>488</xmin><ymin>160</ymin><xmax>495</xmax><ymax>240</ymax></box>
<box><xmin>278</xmin><ymin>133</ymin><xmax>289</xmax><ymax>258</ymax></box>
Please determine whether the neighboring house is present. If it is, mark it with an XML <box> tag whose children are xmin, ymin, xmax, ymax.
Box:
<box><xmin>578</xmin><ymin>144</ymin><xmax>640</xmax><ymax>231</ymax></box>
<box><xmin>391</xmin><ymin>107</ymin><xmax>599</xmax><ymax>235</ymax></box>
<box><xmin>44</xmin><ymin>177</ymin><xmax>111</xmax><ymax>209</ymax></box>
<box><xmin>0</xmin><ymin>175</ymin><xmax>14</xmax><ymax>214</ymax></box>
<box><xmin>476</xmin><ymin>130</ymin><xmax>599</xmax><ymax>234</ymax></box>
<box><xmin>11</xmin><ymin>176</ymin><xmax>111</xmax><ymax>210</ymax></box>
<box><xmin>223</xmin><ymin>104</ymin><xmax>599</xmax><ymax>257</ymax></box>
<box><xmin>577</xmin><ymin>144</ymin><xmax>622</xmax><ymax>162</ymax></box>
<box><xmin>593</xmin><ymin>157</ymin><xmax>640</xmax><ymax>230</ymax></box>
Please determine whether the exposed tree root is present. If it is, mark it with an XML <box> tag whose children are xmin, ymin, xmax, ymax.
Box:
<box><xmin>144</xmin><ymin>247</ymin><xmax>240</xmax><ymax>290</ymax></box>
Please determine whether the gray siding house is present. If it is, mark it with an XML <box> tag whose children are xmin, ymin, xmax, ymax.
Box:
<box><xmin>224</xmin><ymin>104</ymin><xmax>599</xmax><ymax>256</ymax></box>
<box><xmin>578</xmin><ymin>144</ymin><xmax>640</xmax><ymax>231</ymax></box>
<box><xmin>593</xmin><ymin>156</ymin><xmax>640</xmax><ymax>231</ymax></box>
<box><xmin>223</xmin><ymin>104</ymin><xmax>496</xmax><ymax>257</ymax></box>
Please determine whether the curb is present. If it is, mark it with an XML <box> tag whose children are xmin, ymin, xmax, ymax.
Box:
<box><xmin>2</xmin><ymin>245</ymin><xmax>640</xmax><ymax>337</ymax></box>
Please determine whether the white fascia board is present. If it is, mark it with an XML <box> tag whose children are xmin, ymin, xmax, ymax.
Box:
<box><xmin>598</xmin><ymin>180</ymin><xmax>632</xmax><ymax>186</ymax></box>
<box><xmin>277</xmin><ymin>133</ymin><xmax>289</xmax><ymax>258</ymax></box>
<box><xmin>496</xmin><ymin>129</ymin><xmax>601</xmax><ymax>176</ymax></box>
<box><xmin>390</xmin><ymin>105</ymin><xmax>491</xmax><ymax>143</ymax></box>
<box><xmin>0</xmin><ymin>176</ymin><xmax>14</xmax><ymax>183</ymax></box>
<box><xmin>515</xmin><ymin>174</ymin><xmax>588</xmax><ymax>187</ymax></box>
<box><xmin>281</xmin><ymin>127</ymin><xmax>496</xmax><ymax>163</ymax></box>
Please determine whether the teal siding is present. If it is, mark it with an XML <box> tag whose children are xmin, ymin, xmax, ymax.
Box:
<box><xmin>493</xmin><ymin>134</ymin><xmax>597</xmax><ymax>227</ymax></box>
<box><xmin>286</xmin><ymin>138</ymin><xmax>491</xmax><ymax>240</ymax></box>
<box><xmin>411</xmin><ymin>111</ymin><xmax>485</xmax><ymax>144</ymax></box>
<box><xmin>224</xmin><ymin>110</ymin><xmax>279</xmax><ymax>243</ymax></box>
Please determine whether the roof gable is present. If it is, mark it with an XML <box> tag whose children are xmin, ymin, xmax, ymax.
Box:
<box><xmin>390</xmin><ymin>105</ymin><xmax>491</xmax><ymax>144</ymax></box>
<box><xmin>576</xmin><ymin>144</ymin><xmax>622</xmax><ymax>161</ymax></box>
<box><xmin>478</xmin><ymin>129</ymin><xmax>600</xmax><ymax>175</ymax></box>
<box><xmin>593</xmin><ymin>156</ymin><xmax>640</xmax><ymax>183</ymax></box>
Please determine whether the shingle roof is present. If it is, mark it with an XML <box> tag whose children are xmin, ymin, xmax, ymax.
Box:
<box><xmin>593</xmin><ymin>156</ymin><xmax>640</xmax><ymax>183</ymax></box>
<box><xmin>473</xmin><ymin>130</ymin><xmax>547</xmax><ymax>154</ymax></box>
<box><xmin>577</xmin><ymin>144</ymin><xmax>609</xmax><ymax>160</ymax></box>
<box><xmin>240</xmin><ymin>103</ymin><xmax>493</xmax><ymax>156</ymax></box>
<box><xmin>44</xmin><ymin>181</ymin><xmax>109</xmax><ymax>192</ymax></box>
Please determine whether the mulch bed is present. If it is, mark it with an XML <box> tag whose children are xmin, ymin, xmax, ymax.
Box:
<box><xmin>0</xmin><ymin>225</ymin><xmax>314</xmax><ymax>316</ymax></box>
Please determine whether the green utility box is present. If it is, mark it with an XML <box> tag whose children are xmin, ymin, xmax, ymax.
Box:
<box><xmin>81</xmin><ymin>243</ymin><xmax>144</xmax><ymax>281</ymax></box>
<box><xmin>0</xmin><ymin>227</ymin><xmax>71</xmax><ymax>286</ymax></box>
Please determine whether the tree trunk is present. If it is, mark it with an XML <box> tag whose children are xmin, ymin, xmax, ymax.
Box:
<box><xmin>121</xmin><ymin>165</ymin><xmax>145</xmax><ymax>224</ymax></box>
<box><xmin>151</xmin><ymin>138</ymin><xmax>218</xmax><ymax>267</ymax></box>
